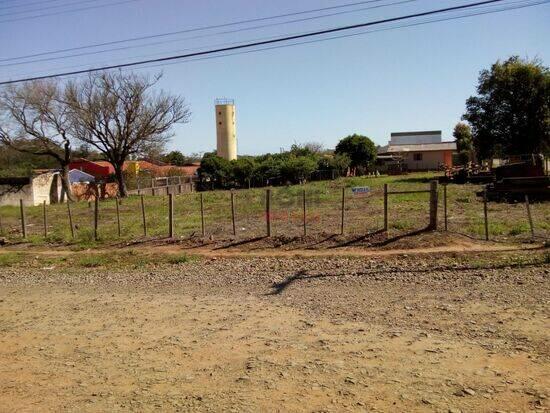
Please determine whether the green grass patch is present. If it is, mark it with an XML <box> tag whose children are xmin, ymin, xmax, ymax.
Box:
<box><xmin>0</xmin><ymin>252</ymin><xmax>24</xmax><ymax>267</ymax></box>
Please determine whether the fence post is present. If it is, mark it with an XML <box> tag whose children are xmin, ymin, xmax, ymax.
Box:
<box><xmin>67</xmin><ymin>201</ymin><xmax>75</xmax><ymax>239</ymax></box>
<box><xmin>93</xmin><ymin>196</ymin><xmax>99</xmax><ymax>241</ymax></box>
<box><xmin>0</xmin><ymin>210</ymin><xmax>3</xmax><ymax>236</ymax></box>
<box><xmin>140</xmin><ymin>195</ymin><xmax>147</xmax><ymax>237</ymax></box>
<box><xmin>483</xmin><ymin>189</ymin><xmax>489</xmax><ymax>241</ymax></box>
<box><xmin>340</xmin><ymin>187</ymin><xmax>345</xmax><ymax>235</ymax></box>
<box><xmin>43</xmin><ymin>200</ymin><xmax>48</xmax><ymax>238</ymax></box>
<box><xmin>383</xmin><ymin>184</ymin><xmax>388</xmax><ymax>232</ymax></box>
<box><xmin>115</xmin><ymin>197</ymin><xmax>121</xmax><ymax>238</ymax></box>
<box><xmin>524</xmin><ymin>194</ymin><xmax>535</xmax><ymax>241</ymax></box>
<box><xmin>168</xmin><ymin>193</ymin><xmax>174</xmax><ymax>238</ymax></box>
<box><xmin>231</xmin><ymin>190</ymin><xmax>236</xmax><ymax>236</ymax></box>
<box><xmin>443</xmin><ymin>183</ymin><xmax>448</xmax><ymax>231</ymax></box>
<box><xmin>19</xmin><ymin>199</ymin><xmax>26</xmax><ymax>239</ymax></box>
<box><xmin>303</xmin><ymin>189</ymin><xmax>307</xmax><ymax>236</ymax></box>
<box><xmin>266</xmin><ymin>189</ymin><xmax>271</xmax><ymax>237</ymax></box>
<box><xmin>429</xmin><ymin>180</ymin><xmax>438</xmax><ymax>230</ymax></box>
<box><xmin>200</xmin><ymin>193</ymin><xmax>205</xmax><ymax>237</ymax></box>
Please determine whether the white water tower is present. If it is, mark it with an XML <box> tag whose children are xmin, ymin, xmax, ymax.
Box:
<box><xmin>215</xmin><ymin>98</ymin><xmax>237</xmax><ymax>161</ymax></box>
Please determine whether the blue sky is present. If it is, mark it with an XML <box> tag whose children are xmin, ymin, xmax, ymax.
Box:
<box><xmin>1</xmin><ymin>0</ymin><xmax>549</xmax><ymax>155</ymax></box>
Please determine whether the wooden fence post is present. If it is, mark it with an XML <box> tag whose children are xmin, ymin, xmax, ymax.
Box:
<box><xmin>524</xmin><ymin>194</ymin><xmax>535</xmax><ymax>241</ymax></box>
<box><xmin>140</xmin><ymin>195</ymin><xmax>147</xmax><ymax>237</ymax></box>
<box><xmin>230</xmin><ymin>191</ymin><xmax>236</xmax><ymax>236</ymax></box>
<box><xmin>340</xmin><ymin>187</ymin><xmax>345</xmax><ymax>235</ymax></box>
<box><xmin>266</xmin><ymin>189</ymin><xmax>271</xmax><ymax>237</ymax></box>
<box><xmin>200</xmin><ymin>193</ymin><xmax>205</xmax><ymax>237</ymax></box>
<box><xmin>43</xmin><ymin>200</ymin><xmax>48</xmax><ymax>238</ymax></box>
<box><xmin>443</xmin><ymin>183</ymin><xmax>448</xmax><ymax>231</ymax></box>
<box><xmin>93</xmin><ymin>196</ymin><xmax>99</xmax><ymax>241</ymax></box>
<box><xmin>67</xmin><ymin>201</ymin><xmax>75</xmax><ymax>239</ymax></box>
<box><xmin>429</xmin><ymin>180</ymin><xmax>438</xmax><ymax>230</ymax></box>
<box><xmin>483</xmin><ymin>189</ymin><xmax>489</xmax><ymax>241</ymax></box>
<box><xmin>19</xmin><ymin>199</ymin><xmax>26</xmax><ymax>239</ymax></box>
<box><xmin>0</xmin><ymin>210</ymin><xmax>4</xmax><ymax>236</ymax></box>
<box><xmin>383</xmin><ymin>184</ymin><xmax>388</xmax><ymax>232</ymax></box>
<box><xmin>168</xmin><ymin>193</ymin><xmax>174</xmax><ymax>238</ymax></box>
<box><xmin>303</xmin><ymin>189</ymin><xmax>307</xmax><ymax>237</ymax></box>
<box><xmin>115</xmin><ymin>197</ymin><xmax>121</xmax><ymax>238</ymax></box>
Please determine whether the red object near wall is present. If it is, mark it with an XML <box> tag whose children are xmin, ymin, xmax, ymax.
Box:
<box><xmin>69</xmin><ymin>158</ymin><xmax>114</xmax><ymax>178</ymax></box>
<box><xmin>443</xmin><ymin>150</ymin><xmax>453</xmax><ymax>168</ymax></box>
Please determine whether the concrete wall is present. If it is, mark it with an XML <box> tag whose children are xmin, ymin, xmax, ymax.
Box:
<box><xmin>0</xmin><ymin>182</ymin><xmax>33</xmax><ymax>207</ymax></box>
<box><xmin>215</xmin><ymin>104</ymin><xmax>237</xmax><ymax>161</ymax></box>
<box><xmin>0</xmin><ymin>172</ymin><xmax>61</xmax><ymax>206</ymax></box>
<box><xmin>402</xmin><ymin>151</ymin><xmax>448</xmax><ymax>171</ymax></box>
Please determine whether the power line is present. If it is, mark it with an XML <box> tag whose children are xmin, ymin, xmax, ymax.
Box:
<box><xmin>0</xmin><ymin>0</ymin><xmax>84</xmax><ymax>11</ymax></box>
<box><xmin>0</xmin><ymin>0</ymin><xmax>144</xmax><ymax>23</ymax></box>
<box><xmin>0</xmin><ymin>0</ymin><xmax>531</xmax><ymax>85</ymax></box>
<box><xmin>0</xmin><ymin>0</ymin><xmax>396</xmax><ymax>62</ymax></box>
<box><xmin>7</xmin><ymin>0</ymin><xmax>539</xmax><ymax>80</ymax></box>
<box><xmin>0</xmin><ymin>0</ymin><xmax>105</xmax><ymax>16</ymax></box>
<box><xmin>0</xmin><ymin>0</ymin><xmax>419</xmax><ymax>68</ymax></box>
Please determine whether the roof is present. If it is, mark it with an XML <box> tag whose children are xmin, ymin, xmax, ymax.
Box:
<box><xmin>70</xmin><ymin>159</ymin><xmax>199</xmax><ymax>177</ymax></box>
<box><xmin>69</xmin><ymin>169</ymin><xmax>95</xmax><ymax>183</ymax></box>
<box><xmin>390</xmin><ymin>130</ymin><xmax>442</xmax><ymax>137</ymax></box>
<box><xmin>380</xmin><ymin>142</ymin><xmax>457</xmax><ymax>153</ymax></box>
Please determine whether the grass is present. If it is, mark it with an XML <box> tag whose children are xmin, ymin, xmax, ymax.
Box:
<box><xmin>0</xmin><ymin>172</ymin><xmax>547</xmax><ymax>246</ymax></box>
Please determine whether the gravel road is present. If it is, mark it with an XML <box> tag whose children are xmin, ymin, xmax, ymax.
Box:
<box><xmin>0</xmin><ymin>251</ymin><xmax>548</xmax><ymax>412</ymax></box>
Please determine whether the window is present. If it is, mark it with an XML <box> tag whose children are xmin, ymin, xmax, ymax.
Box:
<box><xmin>413</xmin><ymin>153</ymin><xmax>423</xmax><ymax>161</ymax></box>
<box><xmin>218</xmin><ymin>121</ymin><xmax>222</xmax><ymax>125</ymax></box>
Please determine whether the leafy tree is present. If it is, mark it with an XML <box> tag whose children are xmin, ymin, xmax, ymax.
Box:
<box><xmin>463</xmin><ymin>56</ymin><xmax>550</xmax><ymax>159</ymax></box>
<box><xmin>280</xmin><ymin>156</ymin><xmax>317</xmax><ymax>184</ymax></box>
<box><xmin>334</xmin><ymin>134</ymin><xmax>377</xmax><ymax>171</ymax></box>
<box><xmin>65</xmin><ymin>71</ymin><xmax>190</xmax><ymax>197</ymax></box>
<box><xmin>231</xmin><ymin>157</ymin><xmax>256</xmax><ymax>187</ymax></box>
<box><xmin>0</xmin><ymin>80</ymin><xmax>76</xmax><ymax>200</ymax></box>
<box><xmin>329</xmin><ymin>153</ymin><xmax>351</xmax><ymax>175</ymax></box>
<box><xmin>198</xmin><ymin>152</ymin><xmax>232</xmax><ymax>189</ymax></box>
<box><xmin>453</xmin><ymin>122</ymin><xmax>474</xmax><ymax>164</ymax></box>
<box><xmin>163</xmin><ymin>150</ymin><xmax>187</xmax><ymax>166</ymax></box>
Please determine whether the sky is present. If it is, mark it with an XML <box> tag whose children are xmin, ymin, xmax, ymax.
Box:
<box><xmin>1</xmin><ymin>0</ymin><xmax>549</xmax><ymax>156</ymax></box>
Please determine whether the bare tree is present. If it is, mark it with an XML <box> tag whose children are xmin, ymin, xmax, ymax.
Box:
<box><xmin>0</xmin><ymin>80</ymin><xmax>76</xmax><ymax>201</ymax></box>
<box><xmin>65</xmin><ymin>71</ymin><xmax>191</xmax><ymax>197</ymax></box>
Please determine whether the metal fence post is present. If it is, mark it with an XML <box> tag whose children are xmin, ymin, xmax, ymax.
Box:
<box><xmin>93</xmin><ymin>196</ymin><xmax>99</xmax><ymax>241</ymax></box>
<box><xmin>429</xmin><ymin>180</ymin><xmax>438</xmax><ymax>230</ymax></box>
<box><xmin>115</xmin><ymin>197</ymin><xmax>121</xmax><ymax>238</ymax></box>
<box><xmin>483</xmin><ymin>189</ymin><xmax>489</xmax><ymax>241</ymax></box>
<box><xmin>303</xmin><ymin>189</ymin><xmax>307</xmax><ymax>237</ymax></box>
<box><xmin>231</xmin><ymin>190</ymin><xmax>236</xmax><ymax>236</ymax></box>
<box><xmin>525</xmin><ymin>194</ymin><xmax>535</xmax><ymax>241</ymax></box>
<box><xmin>0</xmin><ymin>210</ymin><xmax>4</xmax><ymax>236</ymax></box>
<box><xmin>168</xmin><ymin>193</ymin><xmax>174</xmax><ymax>238</ymax></box>
<box><xmin>266</xmin><ymin>189</ymin><xmax>271</xmax><ymax>237</ymax></box>
<box><xmin>383</xmin><ymin>184</ymin><xmax>388</xmax><ymax>232</ymax></box>
<box><xmin>443</xmin><ymin>183</ymin><xmax>448</xmax><ymax>231</ymax></box>
<box><xmin>19</xmin><ymin>199</ymin><xmax>26</xmax><ymax>239</ymax></box>
<box><xmin>43</xmin><ymin>200</ymin><xmax>48</xmax><ymax>238</ymax></box>
<box><xmin>140</xmin><ymin>195</ymin><xmax>147</xmax><ymax>237</ymax></box>
<box><xmin>200</xmin><ymin>193</ymin><xmax>205</xmax><ymax>237</ymax></box>
<box><xmin>340</xmin><ymin>187</ymin><xmax>345</xmax><ymax>235</ymax></box>
<box><xmin>67</xmin><ymin>201</ymin><xmax>75</xmax><ymax>239</ymax></box>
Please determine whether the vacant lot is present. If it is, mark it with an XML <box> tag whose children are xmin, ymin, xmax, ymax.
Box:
<box><xmin>0</xmin><ymin>173</ymin><xmax>547</xmax><ymax>246</ymax></box>
<box><xmin>0</xmin><ymin>248</ymin><xmax>548</xmax><ymax>412</ymax></box>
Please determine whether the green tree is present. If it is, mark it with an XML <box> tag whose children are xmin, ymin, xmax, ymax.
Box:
<box><xmin>334</xmin><ymin>134</ymin><xmax>377</xmax><ymax>171</ymax></box>
<box><xmin>280</xmin><ymin>156</ymin><xmax>317</xmax><ymax>184</ymax></box>
<box><xmin>163</xmin><ymin>150</ymin><xmax>187</xmax><ymax>166</ymax></box>
<box><xmin>231</xmin><ymin>157</ymin><xmax>256</xmax><ymax>187</ymax></box>
<box><xmin>463</xmin><ymin>56</ymin><xmax>550</xmax><ymax>159</ymax></box>
<box><xmin>198</xmin><ymin>152</ymin><xmax>232</xmax><ymax>189</ymax></box>
<box><xmin>453</xmin><ymin>122</ymin><xmax>474</xmax><ymax>164</ymax></box>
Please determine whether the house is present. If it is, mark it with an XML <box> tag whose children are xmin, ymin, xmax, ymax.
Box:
<box><xmin>378</xmin><ymin>131</ymin><xmax>457</xmax><ymax>171</ymax></box>
<box><xmin>68</xmin><ymin>158</ymin><xmax>200</xmax><ymax>179</ymax></box>
<box><xmin>0</xmin><ymin>171</ymin><xmax>63</xmax><ymax>206</ymax></box>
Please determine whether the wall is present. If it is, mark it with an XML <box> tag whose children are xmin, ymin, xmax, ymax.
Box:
<box><xmin>390</xmin><ymin>132</ymin><xmax>442</xmax><ymax>145</ymax></box>
<box><xmin>0</xmin><ymin>179</ymin><xmax>33</xmax><ymax>207</ymax></box>
<box><xmin>32</xmin><ymin>172</ymin><xmax>62</xmax><ymax>205</ymax></box>
<box><xmin>72</xmin><ymin>182</ymin><xmax>118</xmax><ymax>201</ymax></box>
<box><xmin>403</xmin><ymin>151</ymin><xmax>450</xmax><ymax>171</ymax></box>
<box><xmin>215</xmin><ymin>104</ymin><xmax>237</xmax><ymax>161</ymax></box>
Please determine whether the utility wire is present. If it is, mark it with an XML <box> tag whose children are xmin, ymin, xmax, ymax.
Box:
<box><xmin>0</xmin><ymin>0</ymin><xmax>531</xmax><ymax>85</ymax></box>
<box><xmin>0</xmin><ymin>0</ymin><xmax>144</xmax><ymax>23</ymax></box>
<box><xmin>0</xmin><ymin>0</ymin><xmax>419</xmax><ymax>68</ymax></box>
<box><xmin>0</xmin><ymin>0</ymin><xmax>106</xmax><ymax>16</ymax></box>
<box><xmin>6</xmin><ymin>0</ymin><xmax>538</xmax><ymax>79</ymax></box>
<box><xmin>0</xmin><ymin>0</ymin><xmax>85</xmax><ymax>11</ymax></box>
<box><xmin>0</xmin><ymin>0</ymin><xmax>396</xmax><ymax>62</ymax></box>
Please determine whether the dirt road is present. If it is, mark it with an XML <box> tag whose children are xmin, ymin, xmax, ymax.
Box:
<box><xmin>0</xmin><ymin>251</ymin><xmax>548</xmax><ymax>412</ymax></box>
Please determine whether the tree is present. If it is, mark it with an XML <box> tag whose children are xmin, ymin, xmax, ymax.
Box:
<box><xmin>198</xmin><ymin>152</ymin><xmax>232</xmax><ymax>189</ymax></box>
<box><xmin>163</xmin><ymin>150</ymin><xmax>187</xmax><ymax>166</ymax></box>
<box><xmin>280</xmin><ymin>156</ymin><xmax>317</xmax><ymax>184</ymax></box>
<box><xmin>0</xmin><ymin>80</ymin><xmax>76</xmax><ymax>200</ymax></box>
<box><xmin>453</xmin><ymin>122</ymin><xmax>474</xmax><ymax>164</ymax></box>
<box><xmin>334</xmin><ymin>134</ymin><xmax>377</xmax><ymax>172</ymax></box>
<box><xmin>463</xmin><ymin>56</ymin><xmax>550</xmax><ymax>159</ymax></box>
<box><xmin>231</xmin><ymin>157</ymin><xmax>256</xmax><ymax>188</ymax></box>
<box><xmin>65</xmin><ymin>71</ymin><xmax>190</xmax><ymax>197</ymax></box>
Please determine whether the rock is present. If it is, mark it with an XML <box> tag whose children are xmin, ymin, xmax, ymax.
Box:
<box><xmin>463</xmin><ymin>388</ymin><xmax>476</xmax><ymax>396</ymax></box>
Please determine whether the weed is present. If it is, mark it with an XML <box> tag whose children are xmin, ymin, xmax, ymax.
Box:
<box><xmin>0</xmin><ymin>252</ymin><xmax>23</xmax><ymax>267</ymax></box>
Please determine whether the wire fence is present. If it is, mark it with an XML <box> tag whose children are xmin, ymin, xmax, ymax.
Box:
<box><xmin>0</xmin><ymin>180</ymin><xmax>547</xmax><ymax>245</ymax></box>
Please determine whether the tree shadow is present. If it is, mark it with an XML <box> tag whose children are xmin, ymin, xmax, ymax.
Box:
<box><xmin>266</xmin><ymin>270</ymin><xmax>337</xmax><ymax>295</ymax></box>
<box><xmin>214</xmin><ymin>236</ymin><xmax>267</xmax><ymax>250</ymax></box>
<box><xmin>371</xmin><ymin>227</ymin><xmax>432</xmax><ymax>247</ymax></box>
<box><xmin>328</xmin><ymin>229</ymin><xmax>387</xmax><ymax>249</ymax></box>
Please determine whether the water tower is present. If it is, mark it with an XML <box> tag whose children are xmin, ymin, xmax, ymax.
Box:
<box><xmin>215</xmin><ymin>98</ymin><xmax>237</xmax><ymax>161</ymax></box>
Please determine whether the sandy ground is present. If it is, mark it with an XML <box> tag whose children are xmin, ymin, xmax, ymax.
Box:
<box><xmin>0</xmin><ymin>252</ymin><xmax>548</xmax><ymax>412</ymax></box>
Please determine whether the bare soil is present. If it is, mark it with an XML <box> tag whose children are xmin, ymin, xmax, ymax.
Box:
<box><xmin>0</xmin><ymin>248</ymin><xmax>548</xmax><ymax>412</ymax></box>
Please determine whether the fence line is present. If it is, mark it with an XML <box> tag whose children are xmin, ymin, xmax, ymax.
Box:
<box><xmin>0</xmin><ymin>182</ymin><xmax>546</xmax><ymax>244</ymax></box>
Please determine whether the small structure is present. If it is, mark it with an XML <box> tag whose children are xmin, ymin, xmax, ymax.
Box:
<box><xmin>69</xmin><ymin>169</ymin><xmax>95</xmax><ymax>183</ymax></box>
<box><xmin>378</xmin><ymin>131</ymin><xmax>457</xmax><ymax>171</ymax></box>
<box><xmin>215</xmin><ymin>98</ymin><xmax>237</xmax><ymax>161</ymax></box>
<box><xmin>0</xmin><ymin>171</ymin><xmax>63</xmax><ymax>206</ymax></box>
